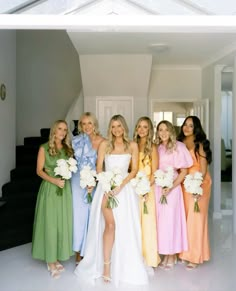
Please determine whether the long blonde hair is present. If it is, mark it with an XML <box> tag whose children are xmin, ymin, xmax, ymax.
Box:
<box><xmin>78</xmin><ymin>112</ymin><xmax>100</xmax><ymax>135</ymax></box>
<box><xmin>155</xmin><ymin>120</ymin><xmax>176</xmax><ymax>151</ymax></box>
<box><xmin>133</xmin><ymin>116</ymin><xmax>154</xmax><ymax>164</ymax></box>
<box><xmin>106</xmin><ymin>115</ymin><xmax>130</xmax><ymax>154</ymax></box>
<box><xmin>48</xmin><ymin>120</ymin><xmax>74</xmax><ymax>157</ymax></box>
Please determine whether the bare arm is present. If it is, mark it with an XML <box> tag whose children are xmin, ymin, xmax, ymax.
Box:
<box><xmin>163</xmin><ymin>168</ymin><xmax>187</xmax><ymax>196</ymax></box>
<box><xmin>150</xmin><ymin>143</ymin><xmax>158</xmax><ymax>186</ymax></box>
<box><xmin>199</xmin><ymin>143</ymin><xmax>208</xmax><ymax>178</ymax></box>
<box><xmin>36</xmin><ymin>146</ymin><xmax>65</xmax><ymax>188</ymax></box>
<box><xmin>120</xmin><ymin>141</ymin><xmax>139</xmax><ymax>189</ymax></box>
<box><xmin>96</xmin><ymin>140</ymin><xmax>107</xmax><ymax>173</ymax></box>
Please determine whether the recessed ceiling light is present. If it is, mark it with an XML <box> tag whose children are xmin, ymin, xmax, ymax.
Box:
<box><xmin>148</xmin><ymin>43</ymin><xmax>169</xmax><ymax>53</ymax></box>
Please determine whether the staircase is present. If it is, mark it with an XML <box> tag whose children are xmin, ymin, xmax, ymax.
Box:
<box><xmin>0</xmin><ymin>129</ymin><xmax>50</xmax><ymax>251</ymax></box>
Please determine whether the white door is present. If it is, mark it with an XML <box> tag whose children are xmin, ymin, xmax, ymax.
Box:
<box><xmin>96</xmin><ymin>96</ymin><xmax>134</xmax><ymax>138</ymax></box>
<box><xmin>193</xmin><ymin>99</ymin><xmax>209</xmax><ymax>138</ymax></box>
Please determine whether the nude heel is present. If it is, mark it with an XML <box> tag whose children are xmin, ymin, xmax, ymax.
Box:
<box><xmin>102</xmin><ymin>261</ymin><xmax>111</xmax><ymax>282</ymax></box>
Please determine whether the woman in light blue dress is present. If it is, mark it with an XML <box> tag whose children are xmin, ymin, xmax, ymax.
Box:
<box><xmin>71</xmin><ymin>112</ymin><xmax>104</xmax><ymax>265</ymax></box>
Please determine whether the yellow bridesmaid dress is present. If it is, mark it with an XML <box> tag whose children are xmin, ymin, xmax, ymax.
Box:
<box><xmin>139</xmin><ymin>153</ymin><xmax>161</xmax><ymax>267</ymax></box>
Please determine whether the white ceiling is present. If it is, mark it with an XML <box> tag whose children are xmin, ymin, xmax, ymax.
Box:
<box><xmin>1</xmin><ymin>0</ymin><xmax>236</xmax><ymax>87</ymax></box>
<box><xmin>2</xmin><ymin>0</ymin><xmax>236</xmax><ymax>15</ymax></box>
<box><xmin>69</xmin><ymin>31</ymin><xmax>236</xmax><ymax>67</ymax></box>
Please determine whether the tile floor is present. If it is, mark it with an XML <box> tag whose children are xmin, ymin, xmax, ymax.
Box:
<box><xmin>0</xmin><ymin>212</ymin><xmax>235</xmax><ymax>291</ymax></box>
<box><xmin>0</xmin><ymin>181</ymin><xmax>233</xmax><ymax>291</ymax></box>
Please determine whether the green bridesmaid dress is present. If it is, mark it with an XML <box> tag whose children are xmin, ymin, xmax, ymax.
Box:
<box><xmin>32</xmin><ymin>143</ymin><xmax>74</xmax><ymax>263</ymax></box>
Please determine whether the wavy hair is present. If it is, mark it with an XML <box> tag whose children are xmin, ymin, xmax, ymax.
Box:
<box><xmin>106</xmin><ymin>115</ymin><xmax>130</xmax><ymax>154</ymax></box>
<box><xmin>48</xmin><ymin>120</ymin><xmax>73</xmax><ymax>157</ymax></box>
<box><xmin>178</xmin><ymin>115</ymin><xmax>212</xmax><ymax>164</ymax></box>
<box><xmin>155</xmin><ymin>120</ymin><xmax>177</xmax><ymax>151</ymax></box>
<box><xmin>78</xmin><ymin>112</ymin><xmax>100</xmax><ymax>135</ymax></box>
<box><xmin>133</xmin><ymin>116</ymin><xmax>154</xmax><ymax>164</ymax></box>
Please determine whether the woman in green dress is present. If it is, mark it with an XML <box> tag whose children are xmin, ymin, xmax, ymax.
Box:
<box><xmin>32</xmin><ymin>120</ymin><xmax>74</xmax><ymax>279</ymax></box>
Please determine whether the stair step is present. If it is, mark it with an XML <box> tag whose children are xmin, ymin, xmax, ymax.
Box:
<box><xmin>24</xmin><ymin>137</ymin><xmax>48</xmax><ymax>147</ymax></box>
<box><xmin>16</xmin><ymin>155</ymin><xmax>37</xmax><ymax>167</ymax></box>
<box><xmin>2</xmin><ymin>179</ymin><xmax>41</xmax><ymax>196</ymax></box>
<box><xmin>0</xmin><ymin>226</ymin><xmax>33</xmax><ymax>251</ymax></box>
<box><xmin>40</xmin><ymin>128</ymin><xmax>50</xmax><ymax>139</ymax></box>
<box><xmin>10</xmin><ymin>167</ymin><xmax>37</xmax><ymax>180</ymax></box>
<box><xmin>0</xmin><ymin>191</ymin><xmax>38</xmax><ymax>203</ymax></box>
<box><xmin>16</xmin><ymin>146</ymin><xmax>38</xmax><ymax>165</ymax></box>
<box><xmin>16</xmin><ymin>145</ymin><xmax>39</xmax><ymax>155</ymax></box>
<box><xmin>0</xmin><ymin>203</ymin><xmax>35</xmax><ymax>227</ymax></box>
<box><xmin>0</xmin><ymin>130</ymin><xmax>51</xmax><ymax>250</ymax></box>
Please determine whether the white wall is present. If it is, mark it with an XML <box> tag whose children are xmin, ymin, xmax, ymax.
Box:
<box><xmin>202</xmin><ymin>63</ymin><xmax>218</xmax><ymax>215</ymax></box>
<box><xmin>16</xmin><ymin>30</ymin><xmax>82</xmax><ymax>144</ymax></box>
<box><xmin>221</xmin><ymin>91</ymin><xmax>232</xmax><ymax>149</ymax></box>
<box><xmin>0</xmin><ymin>30</ymin><xmax>16</xmax><ymax>195</ymax></box>
<box><xmin>80</xmin><ymin>54</ymin><xmax>152</xmax><ymax>129</ymax></box>
<box><xmin>149</xmin><ymin>66</ymin><xmax>202</xmax><ymax>100</ymax></box>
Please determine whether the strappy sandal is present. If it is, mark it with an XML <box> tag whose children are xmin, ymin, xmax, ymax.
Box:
<box><xmin>102</xmin><ymin>261</ymin><xmax>111</xmax><ymax>282</ymax></box>
<box><xmin>186</xmin><ymin>262</ymin><xmax>198</xmax><ymax>270</ymax></box>
<box><xmin>165</xmin><ymin>255</ymin><xmax>177</xmax><ymax>270</ymax></box>
<box><xmin>55</xmin><ymin>261</ymin><xmax>65</xmax><ymax>272</ymax></box>
<box><xmin>47</xmin><ymin>264</ymin><xmax>61</xmax><ymax>279</ymax></box>
<box><xmin>159</xmin><ymin>255</ymin><xmax>168</xmax><ymax>269</ymax></box>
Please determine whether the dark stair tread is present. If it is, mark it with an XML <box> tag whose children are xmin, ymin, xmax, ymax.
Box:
<box><xmin>0</xmin><ymin>227</ymin><xmax>33</xmax><ymax>251</ymax></box>
<box><xmin>40</xmin><ymin>128</ymin><xmax>50</xmax><ymax>138</ymax></box>
<box><xmin>16</xmin><ymin>145</ymin><xmax>39</xmax><ymax>154</ymax></box>
<box><xmin>10</xmin><ymin>167</ymin><xmax>37</xmax><ymax>180</ymax></box>
<box><xmin>2</xmin><ymin>179</ymin><xmax>41</xmax><ymax>196</ymax></box>
<box><xmin>24</xmin><ymin>137</ymin><xmax>48</xmax><ymax>147</ymax></box>
<box><xmin>1</xmin><ymin>130</ymin><xmax>50</xmax><ymax>251</ymax></box>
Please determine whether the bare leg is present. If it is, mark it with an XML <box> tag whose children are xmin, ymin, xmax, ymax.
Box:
<box><xmin>101</xmin><ymin>195</ymin><xmax>115</xmax><ymax>282</ymax></box>
<box><xmin>165</xmin><ymin>254</ymin><xmax>177</xmax><ymax>270</ymax></box>
<box><xmin>75</xmin><ymin>252</ymin><xmax>83</xmax><ymax>265</ymax></box>
<box><xmin>159</xmin><ymin>255</ymin><xmax>169</xmax><ymax>268</ymax></box>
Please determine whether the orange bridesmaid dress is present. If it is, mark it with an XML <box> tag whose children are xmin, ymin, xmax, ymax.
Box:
<box><xmin>179</xmin><ymin>149</ymin><xmax>211</xmax><ymax>264</ymax></box>
<box><xmin>138</xmin><ymin>153</ymin><xmax>161</xmax><ymax>267</ymax></box>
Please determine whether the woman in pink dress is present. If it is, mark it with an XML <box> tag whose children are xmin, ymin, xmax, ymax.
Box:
<box><xmin>178</xmin><ymin>116</ymin><xmax>212</xmax><ymax>270</ymax></box>
<box><xmin>155</xmin><ymin>120</ymin><xmax>193</xmax><ymax>269</ymax></box>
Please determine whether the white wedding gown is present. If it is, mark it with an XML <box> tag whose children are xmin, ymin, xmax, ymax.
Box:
<box><xmin>74</xmin><ymin>154</ymin><xmax>148</xmax><ymax>288</ymax></box>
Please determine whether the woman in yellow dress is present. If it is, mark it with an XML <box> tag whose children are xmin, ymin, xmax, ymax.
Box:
<box><xmin>133</xmin><ymin>116</ymin><xmax>161</xmax><ymax>268</ymax></box>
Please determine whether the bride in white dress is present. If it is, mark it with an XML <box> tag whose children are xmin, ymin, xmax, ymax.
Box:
<box><xmin>74</xmin><ymin>115</ymin><xmax>148</xmax><ymax>288</ymax></box>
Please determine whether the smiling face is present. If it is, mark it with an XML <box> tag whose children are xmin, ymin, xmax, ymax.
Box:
<box><xmin>54</xmin><ymin>122</ymin><xmax>68</xmax><ymax>141</ymax></box>
<box><xmin>80</xmin><ymin>116</ymin><xmax>95</xmax><ymax>136</ymax></box>
<box><xmin>157</xmin><ymin>122</ymin><xmax>170</xmax><ymax>144</ymax></box>
<box><xmin>137</xmin><ymin>120</ymin><xmax>149</xmax><ymax>139</ymax></box>
<box><xmin>111</xmin><ymin>120</ymin><xmax>124</xmax><ymax>138</ymax></box>
<box><xmin>182</xmin><ymin>117</ymin><xmax>194</xmax><ymax>137</ymax></box>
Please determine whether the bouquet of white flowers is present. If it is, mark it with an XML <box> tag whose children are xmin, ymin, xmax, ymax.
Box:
<box><xmin>130</xmin><ymin>171</ymin><xmax>150</xmax><ymax>214</ymax></box>
<box><xmin>96</xmin><ymin>167</ymin><xmax>123</xmax><ymax>209</ymax></box>
<box><xmin>54</xmin><ymin>157</ymin><xmax>78</xmax><ymax>195</ymax></box>
<box><xmin>80</xmin><ymin>165</ymin><xmax>97</xmax><ymax>203</ymax></box>
<box><xmin>154</xmin><ymin>166</ymin><xmax>174</xmax><ymax>204</ymax></box>
<box><xmin>183</xmin><ymin>171</ymin><xmax>203</xmax><ymax>212</ymax></box>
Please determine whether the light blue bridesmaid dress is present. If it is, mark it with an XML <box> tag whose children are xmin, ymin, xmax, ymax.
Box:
<box><xmin>71</xmin><ymin>133</ymin><xmax>97</xmax><ymax>256</ymax></box>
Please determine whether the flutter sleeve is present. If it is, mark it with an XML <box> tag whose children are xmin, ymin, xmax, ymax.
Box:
<box><xmin>173</xmin><ymin>141</ymin><xmax>193</xmax><ymax>169</ymax></box>
<box><xmin>72</xmin><ymin>133</ymin><xmax>96</xmax><ymax>171</ymax></box>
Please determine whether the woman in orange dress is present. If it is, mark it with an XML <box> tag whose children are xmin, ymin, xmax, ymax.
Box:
<box><xmin>178</xmin><ymin>116</ymin><xmax>212</xmax><ymax>270</ymax></box>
